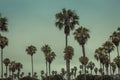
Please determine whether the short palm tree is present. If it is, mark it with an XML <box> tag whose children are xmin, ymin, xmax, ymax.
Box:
<box><xmin>94</xmin><ymin>67</ymin><xmax>98</xmax><ymax>75</ymax></box>
<box><xmin>26</xmin><ymin>45</ymin><xmax>37</xmax><ymax>77</ymax></box>
<box><xmin>3</xmin><ymin>58</ymin><xmax>10</xmax><ymax>78</ymax></box>
<box><xmin>64</xmin><ymin>46</ymin><xmax>74</xmax><ymax>80</ymax></box>
<box><xmin>110</xmin><ymin>62</ymin><xmax>116</xmax><ymax>75</ymax></box>
<box><xmin>46</xmin><ymin>51</ymin><xmax>56</xmax><ymax>76</ymax></box>
<box><xmin>61</xmin><ymin>68</ymin><xmax>66</xmax><ymax>79</ymax></box>
<box><xmin>0</xmin><ymin>14</ymin><xmax>8</xmax><ymax>32</ymax></box>
<box><xmin>0</xmin><ymin>35</ymin><xmax>8</xmax><ymax>79</ymax></box>
<box><xmin>55</xmin><ymin>8</ymin><xmax>79</xmax><ymax>80</ymax></box>
<box><xmin>74</xmin><ymin>66</ymin><xmax>77</xmax><ymax>79</ymax></box>
<box><xmin>87</xmin><ymin>61</ymin><xmax>95</xmax><ymax>75</ymax></box>
<box><xmin>114</xmin><ymin>56</ymin><xmax>120</xmax><ymax>74</ymax></box>
<box><xmin>15</xmin><ymin>62</ymin><xmax>23</xmax><ymax>79</ymax></box>
<box><xmin>41</xmin><ymin>44</ymin><xmax>51</xmax><ymax>76</ymax></box>
<box><xmin>10</xmin><ymin>61</ymin><xmax>16</xmax><ymax>79</ymax></box>
<box><xmin>102</xmin><ymin>41</ymin><xmax>114</xmax><ymax>75</ymax></box>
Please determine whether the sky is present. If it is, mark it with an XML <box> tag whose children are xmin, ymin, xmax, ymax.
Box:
<box><xmin>0</xmin><ymin>0</ymin><xmax>120</xmax><ymax>78</ymax></box>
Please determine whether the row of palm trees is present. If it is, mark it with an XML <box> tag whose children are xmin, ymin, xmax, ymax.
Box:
<box><xmin>0</xmin><ymin>8</ymin><xmax>120</xmax><ymax>80</ymax></box>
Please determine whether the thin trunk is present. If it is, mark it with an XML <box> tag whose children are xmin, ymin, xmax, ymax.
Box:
<box><xmin>49</xmin><ymin>63</ymin><xmax>51</xmax><ymax>76</ymax></box>
<box><xmin>1</xmin><ymin>49</ymin><xmax>3</xmax><ymax>80</ymax></box>
<box><xmin>103</xmin><ymin>64</ymin><xmax>104</xmax><ymax>75</ymax></box>
<box><xmin>84</xmin><ymin>65</ymin><xmax>86</xmax><ymax>80</ymax></box>
<box><xmin>109</xmin><ymin>53</ymin><xmax>112</xmax><ymax>75</ymax></box>
<box><xmin>6</xmin><ymin>66</ymin><xmax>8</xmax><ymax>78</ymax></box>
<box><xmin>12</xmin><ymin>72</ymin><xmax>14</xmax><ymax>80</ymax></box>
<box><xmin>106</xmin><ymin>67</ymin><xmax>108</xmax><ymax>75</ymax></box>
<box><xmin>82</xmin><ymin>45</ymin><xmax>86</xmax><ymax>80</ymax></box>
<box><xmin>31</xmin><ymin>55</ymin><xmax>34</xmax><ymax>77</ymax></box>
<box><xmin>82</xmin><ymin>45</ymin><xmax>86</xmax><ymax>57</ymax></box>
<box><xmin>66</xmin><ymin>60</ymin><xmax>70</xmax><ymax>80</ymax></box>
<box><xmin>46</xmin><ymin>59</ymin><xmax>48</xmax><ymax>76</ymax></box>
<box><xmin>117</xmin><ymin>46</ymin><xmax>119</xmax><ymax>56</ymax></box>
<box><xmin>91</xmin><ymin>69</ymin><xmax>92</xmax><ymax>75</ymax></box>
<box><xmin>65</xmin><ymin>34</ymin><xmax>71</xmax><ymax>80</ymax></box>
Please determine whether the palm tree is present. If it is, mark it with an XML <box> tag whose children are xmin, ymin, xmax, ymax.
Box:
<box><xmin>15</xmin><ymin>62</ymin><xmax>23</xmax><ymax>79</ymax></box>
<box><xmin>61</xmin><ymin>68</ymin><xmax>66</xmax><ymax>79</ymax></box>
<box><xmin>3</xmin><ymin>58</ymin><xmax>10</xmax><ymax>78</ymax></box>
<box><xmin>79</xmin><ymin>56</ymin><xmax>89</xmax><ymax>76</ymax></box>
<box><xmin>0</xmin><ymin>14</ymin><xmax>8</xmax><ymax>32</ymax></box>
<box><xmin>110</xmin><ymin>31</ymin><xmax>120</xmax><ymax>56</ymax></box>
<box><xmin>87</xmin><ymin>61</ymin><xmax>95</xmax><ymax>75</ymax></box>
<box><xmin>102</xmin><ymin>41</ymin><xmax>114</xmax><ymax>75</ymax></box>
<box><xmin>64</xmin><ymin>46</ymin><xmax>74</xmax><ymax>80</ymax></box>
<box><xmin>47</xmin><ymin>51</ymin><xmax>56</xmax><ymax>76</ymax></box>
<box><xmin>10</xmin><ymin>61</ymin><xmax>16</xmax><ymax>80</ymax></box>
<box><xmin>55</xmin><ymin>8</ymin><xmax>79</xmax><ymax>80</ymax></box>
<box><xmin>110</xmin><ymin>62</ymin><xmax>116</xmax><ymax>75</ymax></box>
<box><xmin>41</xmin><ymin>44</ymin><xmax>51</xmax><ymax>76</ymax></box>
<box><xmin>73</xmin><ymin>26</ymin><xmax>90</xmax><ymax>80</ymax></box>
<box><xmin>74</xmin><ymin>66</ymin><xmax>77</xmax><ymax>79</ymax></box>
<box><xmin>114</xmin><ymin>56</ymin><xmax>120</xmax><ymax>74</ymax></box>
<box><xmin>0</xmin><ymin>35</ymin><xmax>8</xmax><ymax>79</ymax></box>
<box><xmin>26</xmin><ymin>45</ymin><xmax>37</xmax><ymax>77</ymax></box>
<box><xmin>94</xmin><ymin>67</ymin><xmax>98</xmax><ymax>75</ymax></box>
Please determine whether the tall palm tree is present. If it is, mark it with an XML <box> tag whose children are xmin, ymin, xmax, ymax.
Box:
<box><xmin>102</xmin><ymin>41</ymin><xmax>114</xmax><ymax>75</ymax></box>
<box><xmin>3</xmin><ymin>58</ymin><xmax>10</xmax><ymax>78</ymax></box>
<box><xmin>41</xmin><ymin>44</ymin><xmax>51</xmax><ymax>76</ymax></box>
<box><xmin>0</xmin><ymin>14</ymin><xmax>8</xmax><ymax>32</ymax></box>
<box><xmin>26</xmin><ymin>45</ymin><xmax>37</xmax><ymax>77</ymax></box>
<box><xmin>47</xmin><ymin>51</ymin><xmax>56</xmax><ymax>76</ymax></box>
<box><xmin>0</xmin><ymin>35</ymin><xmax>8</xmax><ymax>79</ymax></box>
<box><xmin>64</xmin><ymin>46</ymin><xmax>74</xmax><ymax>80</ymax></box>
<box><xmin>55</xmin><ymin>8</ymin><xmax>79</xmax><ymax>80</ymax></box>
<box><xmin>15</xmin><ymin>62</ymin><xmax>23</xmax><ymax>79</ymax></box>
<box><xmin>73</xmin><ymin>26</ymin><xmax>90</xmax><ymax>80</ymax></box>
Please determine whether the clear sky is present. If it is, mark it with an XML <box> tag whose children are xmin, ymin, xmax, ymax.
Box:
<box><xmin>0</xmin><ymin>0</ymin><xmax>120</xmax><ymax>77</ymax></box>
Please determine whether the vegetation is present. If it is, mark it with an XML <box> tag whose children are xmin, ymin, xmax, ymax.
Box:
<box><xmin>0</xmin><ymin>8</ymin><xmax>120</xmax><ymax>80</ymax></box>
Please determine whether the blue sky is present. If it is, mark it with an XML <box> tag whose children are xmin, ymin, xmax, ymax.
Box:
<box><xmin>0</xmin><ymin>0</ymin><xmax>120</xmax><ymax>77</ymax></box>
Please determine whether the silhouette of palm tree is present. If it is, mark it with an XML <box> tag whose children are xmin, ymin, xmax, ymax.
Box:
<box><xmin>55</xmin><ymin>8</ymin><xmax>79</xmax><ymax>80</ymax></box>
<box><xmin>0</xmin><ymin>34</ymin><xmax>8</xmax><ymax>79</ymax></box>
<box><xmin>26</xmin><ymin>45</ymin><xmax>37</xmax><ymax>77</ymax></box>
<box><xmin>3</xmin><ymin>58</ymin><xmax>10</xmax><ymax>78</ymax></box>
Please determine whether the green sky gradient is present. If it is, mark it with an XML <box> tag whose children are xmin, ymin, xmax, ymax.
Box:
<box><xmin>0</xmin><ymin>0</ymin><xmax>120</xmax><ymax>77</ymax></box>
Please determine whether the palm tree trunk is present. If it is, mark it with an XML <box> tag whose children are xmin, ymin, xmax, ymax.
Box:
<box><xmin>6</xmin><ymin>66</ymin><xmax>8</xmax><ymax>78</ymax></box>
<box><xmin>65</xmin><ymin>34</ymin><xmax>71</xmax><ymax>80</ymax></box>
<box><xmin>31</xmin><ymin>55</ymin><xmax>34</xmax><ymax>77</ymax></box>
<box><xmin>82</xmin><ymin>45</ymin><xmax>86</xmax><ymax>57</ymax></box>
<box><xmin>46</xmin><ymin>59</ymin><xmax>48</xmax><ymax>76</ymax></box>
<box><xmin>1</xmin><ymin>48</ymin><xmax>3</xmax><ymax>80</ymax></box>
<box><xmin>109</xmin><ymin>53</ymin><xmax>112</xmax><ymax>75</ymax></box>
<box><xmin>49</xmin><ymin>63</ymin><xmax>51</xmax><ymax>76</ymax></box>
<box><xmin>91</xmin><ymin>69</ymin><xmax>92</xmax><ymax>75</ymax></box>
<box><xmin>82</xmin><ymin>45</ymin><xmax>86</xmax><ymax>80</ymax></box>
<box><xmin>117</xmin><ymin>46</ymin><xmax>119</xmax><ymax>56</ymax></box>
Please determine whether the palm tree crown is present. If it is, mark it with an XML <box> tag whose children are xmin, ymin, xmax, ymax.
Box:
<box><xmin>55</xmin><ymin>8</ymin><xmax>79</xmax><ymax>35</ymax></box>
<box><xmin>26</xmin><ymin>45</ymin><xmax>37</xmax><ymax>56</ymax></box>
<box><xmin>73</xmin><ymin>26</ymin><xmax>90</xmax><ymax>46</ymax></box>
<box><xmin>64</xmin><ymin>46</ymin><xmax>74</xmax><ymax>60</ymax></box>
<box><xmin>0</xmin><ymin>34</ymin><xmax>8</xmax><ymax>49</ymax></box>
<box><xmin>0</xmin><ymin>14</ymin><xmax>8</xmax><ymax>32</ymax></box>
